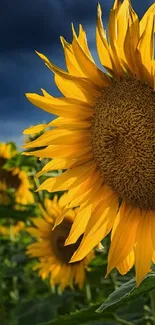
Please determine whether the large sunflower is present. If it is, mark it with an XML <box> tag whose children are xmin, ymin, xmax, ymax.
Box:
<box><xmin>27</xmin><ymin>195</ymin><xmax>94</xmax><ymax>289</ymax></box>
<box><xmin>0</xmin><ymin>143</ymin><xmax>34</xmax><ymax>205</ymax></box>
<box><xmin>23</xmin><ymin>0</ymin><xmax>155</xmax><ymax>285</ymax></box>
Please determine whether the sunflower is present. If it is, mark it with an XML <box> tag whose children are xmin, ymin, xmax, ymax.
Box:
<box><xmin>23</xmin><ymin>0</ymin><xmax>155</xmax><ymax>286</ymax></box>
<box><xmin>0</xmin><ymin>221</ymin><xmax>25</xmax><ymax>236</ymax></box>
<box><xmin>0</xmin><ymin>143</ymin><xmax>34</xmax><ymax>205</ymax></box>
<box><xmin>0</xmin><ymin>143</ymin><xmax>17</xmax><ymax>159</ymax></box>
<box><xmin>27</xmin><ymin>195</ymin><xmax>94</xmax><ymax>289</ymax></box>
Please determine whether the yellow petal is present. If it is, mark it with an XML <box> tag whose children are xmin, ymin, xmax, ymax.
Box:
<box><xmin>72</xmin><ymin>25</ymin><xmax>110</xmax><ymax>86</ymax></box>
<box><xmin>23</xmin><ymin>124</ymin><xmax>47</xmax><ymax>134</ymax></box>
<box><xmin>78</xmin><ymin>24</ymin><xmax>94</xmax><ymax>62</ymax></box>
<box><xmin>152</xmin><ymin>252</ymin><xmax>155</xmax><ymax>264</ymax></box>
<box><xmin>150</xmin><ymin>211</ymin><xmax>155</xmax><ymax>250</ymax></box>
<box><xmin>96</xmin><ymin>4</ymin><xmax>116</xmax><ymax>76</ymax></box>
<box><xmin>108</xmin><ymin>0</ymin><xmax>121</xmax><ymax>40</ymax></box>
<box><xmin>41</xmin><ymin>88</ymin><xmax>53</xmax><ymax>98</ymax></box>
<box><xmin>135</xmin><ymin>211</ymin><xmax>153</xmax><ymax>286</ymax></box>
<box><xmin>108</xmin><ymin>0</ymin><xmax>124</xmax><ymax>75</ymax></box>
<box><xmin>59</xmin><ymin>265</ymin><xmax>73</xmax><ymax>289</ymax></box>
<box><xmin>51</xmin><ymin>264</ymin><xmax>61</xmax><ymax>281</ymax></box>
<box><xmin>73</xmin><ymin>169</ymin><xmax>100</xmax><ymax>197</ymax></box>
<box><xmin>115</xmin><ymin>0</ymin><xmax>130</xmax><ymax>63</ymax></box>
<box><xmin>139</xmin><ymin>3</ymin><xmax>155</xmax><ymax>37</ymax></box>
<box><xmin>70</xmin><ymin>192</ymin><xmax>118</xmax><ymax>262</ymax></box>
<box><xmin>25</xmin><ymin>93</ymin><xmax>94</xmax><ymax>119</ymax></box>
<box><xmin>27</xmin><ymin>227</ymin><xmax>43</xmax><ymax>238</ymax></box>
<box><xmin>68</xmin><ymin>172</ymin><xmax>102</xmax><ymax>208</ymax></box>
<box><xmin>124</xmin><ymin>6</ymin><xmax>140</xmax><ymax>76</ymax></box>
<box><xmin>31</xmin><ymin>218</ymin><xmax>51</xmax><ymax>233</ymax></box>
<box><xmin>37</xmin><ymin>151</ymin><xmax>93</xmax><ymax>185</ymax></box>
<box><xmin>58</xmin><ymin>183</ymin><xmax>85</xmax><ymax>208</ymax></box>
<box><xmin>23</xmin><ymin>129</ymin><xmax>91</xmax><ymax>148</ymax></box>
<box><xmin>60</xmin><ymin>36</ymin><xmax>84</xmax><ymax>76</ymax></box>
<box><xmin>65</xmin><ymin>203</ymin><xmax>93</xmax><ymax>245</ymax></box>
<box><xmin>54</xmin><ymin>73</ymin><xmax>100</xmax><ymax>103</ymax></box>
<box><xmin>117</xmin><ymin>250</ymin><xmax>135</xmax><ymax>275</ymax></box>
<box><xmin>107</xmin><ymin>202</ymin><xmax>140</xmax><ymax>274</ymax></box>
<box><xmin>39</xmin><ymin>203</ymin><xmax>54</xmax><ymax>223</ymax></box>
<box><xmin>75</xmin><ymin>261</ymin><xmax>86</xmax><ymax>288</ymax></box>
<box><xmin>36</xmin><ymin>51</ymin><xmax>100</xmax><ymax>102</ymax></box>
<box><xmin>37</xmin><ymin>162</ymin><xmax>95</xmax><ymax>192</ymax></box>
<box><xmin>23</xmin><ymin>144</ymin><xmax>92</xmax><ymax>159</ymax></box>
<box><xmin>137</xmin><ymin>10</ymin><xmax>155</xmax><ymax>85</ymax></box>
<box><xmin>49</xmin><ymin>117</ymin><xmax>92</xmax><ymax>129</ymax></box>
<box><xmin>36</xmin><ymin>158</ymin><xmax>75</xmax><ymax>178</ymax></box>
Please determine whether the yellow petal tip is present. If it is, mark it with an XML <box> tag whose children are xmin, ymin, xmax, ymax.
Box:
<box><xmin>69</xmin><ymin>255</ymin><xmax>78</xmax><ymax>263</ymax></box>
<box><xmin>97</xmin><ymin>2</ymin><xmax>101</xmax><ymax>14</ymax></box>
<box><xmin>60</xmin><ymin>36</ymin><xmax>64</xmax><ymax>45</ymax></box>
<box><xmin>64</xmin><ymin>237</ymin><xmax>71</xmax><ymax>246</ymax></box>
<box><xmin>25</xmin><ymin>93</ymin><xmax>34</xmax><ymax>100</ymax></box>
<box><xmin>71</xmin><ymin>23</ymin><xmax>77</xmax><ymax>37</ymax></box>
<box><xmin>35</xmin><ymin>50</ymin><xmax>41</xmax><ymax>56</ymax></box>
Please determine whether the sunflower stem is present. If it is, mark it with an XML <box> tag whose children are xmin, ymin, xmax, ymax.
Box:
<box><xmin>57</xmin><ymin>285</ymin><xmax>62</xmax><ymax>295</ymax></box>
<box><xmin>9</xmin><ymin>226</ymin><xmax>15</xmax><ymax>242</ymax></box>
<box><xmin>33</xmin><ymin>169</ymin><xmax>44</xmax><ymax>203</ymax></box>
<box><xmin>51</xmin><ymin>284</ymin><xmax>56</xmax><ymax>294</ymax></box>
<box><xmin>85</xmin><ymin>283</ymin><xmax>92</xmax><ymax>302</ymax></box>
<box><xmin>109</xmin><ymin>272</ymin><xmax>118</xmax><ymax>290</ymax></box>
<box><xmin>113</xmin><ymin>313</ymin><xmax>134</xmax><ymax>325</ymax></box>
<box><xmin>150</xmin><ymin>289</ymin><xmax>155</xmax><ymax>324</ymax></box>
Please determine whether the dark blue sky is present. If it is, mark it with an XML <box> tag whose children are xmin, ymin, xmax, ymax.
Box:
<box><xmin>1</xmin><ymin>0</ymin><xmax>154</xmax><ymax>147</ymax></box>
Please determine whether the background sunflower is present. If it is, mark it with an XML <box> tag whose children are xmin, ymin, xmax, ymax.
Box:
<box><xmin>0</xmin><ymin>142</ymin><xmax>35</xmax><ymax>238</ymax></box>
<box><xmin>0</xmin><ymin>142</ymin><xmax>34</xmax><ymax>205</ymax></box>
<box><xmin>27</xmin><ymin>195</ymin><xmax>95</xmax><ymax>289</ymax></box>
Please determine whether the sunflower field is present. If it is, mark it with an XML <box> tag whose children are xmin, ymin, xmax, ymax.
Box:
<box><xmin>2</xmin><ymin>0</ymin><xmax>155</xmax><ymax>324</ymax></box>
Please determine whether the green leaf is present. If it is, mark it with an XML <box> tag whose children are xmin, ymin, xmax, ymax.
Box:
<box><xmin>97</xmin><ymin>272</ymin><xmax>155</xmax><ymax>313</ymax></box>
<box><xmin>37</xmin><ymin>304</ymin><xmax>114</xmax><ymax>325</ymax></box>
<box><xmin>7</xmin><ymin>141</ymin><xmax>17</xmax><ymax>153</ymax></box>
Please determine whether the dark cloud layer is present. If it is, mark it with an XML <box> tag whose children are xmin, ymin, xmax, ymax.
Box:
<box><xmin>0</xmin><ymin>0</ymin><xmax>100</xmax><ymax>51</ymax></box>
<box><xmin>0</xmin><ymin>0</ymin><xmax>154</xmax><ymax>146</ymax></box>
<box><xmin>1</xmin><ymin>0</ymin><xmax>153</xmax><ymax>51</ymax></box>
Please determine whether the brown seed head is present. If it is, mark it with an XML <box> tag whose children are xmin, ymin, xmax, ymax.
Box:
<box><xmin>92</xmin><ymin>78</ymin><xmax>155</xmax><ymax>210</ymax></box>
<box><xmin>0</xmin><ymin>158</ymin><xmax>21</xmax><ymax>190</ymax></box>
<box><xmin>51</xmin><ymin>218</ymin><xmax>83</xmax><ymax>263</ymax></box>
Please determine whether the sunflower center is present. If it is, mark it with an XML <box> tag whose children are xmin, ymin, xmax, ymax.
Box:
<box><xmin>92</xmin><ymin>78</ymin><xmax>155</xmax><ymax>210</ymax></box>
<box><xmin>0</xmin><ymin>158</ymin><xmax>21</xmax><ymax>190</ymax></box>
<box><xmin>51</xmin><ymin>218</ymin><xmax>82</xmax><ymax>263</ymax></box>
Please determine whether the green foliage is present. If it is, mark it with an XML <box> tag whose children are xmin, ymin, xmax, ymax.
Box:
<box><xmin>97</xmin><ymin>273</ymin><xmax>155</xmax><ymax>313</ymax></box>
<box><xmin>0</xmin><ymin>204</ymin><xmax>38</xmax><ymax>221</ymax></box>
<box><xmin>3</xmin><ymin>153</ymin><xmax>38</xmax><ymax>170</ymax></box>
<box><xmin>8</xmin><ymin>141</ymin><xmax>17</xmax><ymax>153</ymax></box>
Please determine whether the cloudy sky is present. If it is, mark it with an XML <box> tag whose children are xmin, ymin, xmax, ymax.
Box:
<box><xmin>1</xmin><ymin>0</ymin><xmax>154</xmax><ymax>147</ymax></box>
